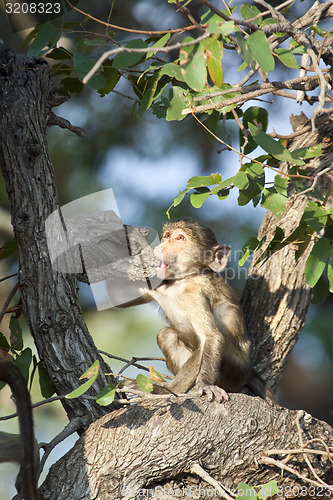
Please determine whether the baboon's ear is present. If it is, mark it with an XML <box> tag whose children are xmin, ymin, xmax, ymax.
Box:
<box><xmin>208</xmin><ymin>244</ymin><xmax>231</xmax><ymax>272</ymax></box>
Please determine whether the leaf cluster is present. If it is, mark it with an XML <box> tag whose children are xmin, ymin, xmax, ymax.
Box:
<box><xmin>20</xmin><ymin>2</ymin><xmax>333</xmax><ymax>300</ymax></box>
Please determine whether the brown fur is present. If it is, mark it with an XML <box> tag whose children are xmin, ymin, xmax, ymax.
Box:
<box><xmin>120</xmin><ymin>220</ymin><xmax>273</xmax><ymax>403</ymax></box>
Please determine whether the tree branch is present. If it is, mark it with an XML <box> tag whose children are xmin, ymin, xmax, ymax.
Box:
<box><xmin>82</xmin><ymin>32</ymin><xmax>211</xmax><ymax>85</ymax></box>
<box><xmin>183</xmin><ymin>75</ymin><xmax>321</xmax><ymax>115</ymax></box>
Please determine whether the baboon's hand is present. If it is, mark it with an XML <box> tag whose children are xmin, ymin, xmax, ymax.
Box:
<box><xmin>192</xmin><ymin>383</ymin><xmax>229</xmax><ymax>403</ymax></box>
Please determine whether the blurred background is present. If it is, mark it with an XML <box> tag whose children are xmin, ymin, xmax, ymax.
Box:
<box><xmin>0</xmin><ymin>0</ymin><xmax>332</xmax><ymax>498</ymax></box>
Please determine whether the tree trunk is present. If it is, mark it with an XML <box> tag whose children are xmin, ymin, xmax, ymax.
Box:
<box><xmin>241</xmin><ymin>115</ymin><xmax>333</xmax><ymax>388</ymax></box>
<box><xmin>0</xmin><ymin>48</ymin><xmax>118</xmax><ymax>422</ymax></box>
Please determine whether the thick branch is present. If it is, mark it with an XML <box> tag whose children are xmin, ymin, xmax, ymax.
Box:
<box><xmin>0</xmin><ymin>48</ymin><xmax>118</xmax><ymax>422</ymax></box>
<box><xmin>40</xmin><ymin>395</ymin><xmax>333</xmax><ymax>499</ymax></box>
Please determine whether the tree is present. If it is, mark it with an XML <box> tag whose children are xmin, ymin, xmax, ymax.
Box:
<box><xmin>0</xmin><ymin>1</ymin><xmax>333</xmax><ymax>498</ymax></box>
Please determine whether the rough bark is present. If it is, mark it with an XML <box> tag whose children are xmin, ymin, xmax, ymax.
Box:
<box><xmin>241</xmin><ymin>115</ymin><xmax>333</xmax><ymax>388</ymax></box>
<box><xmin>0</xmin><ymin>48</ymin><xmax>118</xmax><ymax>422</ymax></box>
<box><xmin>40</xmin><ymin>395</ymin><xmax>333</xmax><ymax>499</ymax></box>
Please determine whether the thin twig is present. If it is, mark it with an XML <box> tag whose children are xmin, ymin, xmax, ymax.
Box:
<box><xmin>269</xmin><ymin>124</ymin><xmax>312</xmax><ymax>140</ymax></box>
<box><xmin>65</xmin><ymin>0</ymin><xmax>201</xmax><ymax>35</ymax></box>
<box><xmin>264</xmin><ymin>447</ymin><xmax>333</xmax><ymax>458</ymax></box>
<box><xmin>0</xmin><ymin>273</ymin><xmax>17</xmax><ymax>283</ymax></box>
<box><xmin>296</xmin><ymin>410</ymin><xmax>332</xmax><ymax>489</ymax></box>
<box><xmin>175</xmin><ymin>0</ymin><xmax>205</xmax><ymax>33</ymax></box>
<box><xmin>260</xmin><ymin>455</ymin><xmax>333</xmax><ymax>490</ymax></box>
<box><xmin>191</xmin><ymin>113</ymin><xmax>313</xmax><ymax>180</ymax></box>
<box><xmin>295</xmin><ymin>166</ymin><xmax>332</xmax><ymax>199</ymax></box>
<box><xmin>190</xmin><ymin>463</ymin><xmax>236</xmax><ymax>500</ymax></box>
<box><xmin>82</xmin><ymin>32</ymin><xmax>211</xmax><ymax>84</ymax></box>
<box><xmin>0</xmin><ymin>282</ymin><xmax>19</xmax><ymax>325</ymax></box>
<box><xmin>38</xmin><ymin>416</ymin><xmax>89</xmax><ymax>479</ymax></box>
<box><xmin>99</xmin><ymin>351</ymin><xmax>171</xmax><ymax>379</ymax></box>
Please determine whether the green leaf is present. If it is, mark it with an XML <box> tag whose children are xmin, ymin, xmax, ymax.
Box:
<box><xmin>179</xmin><ymin>37</ymin><xmax>207</xmax><ymax>91</ymax></box>
<box><xmin>136</xmin><ymin>374</ymin><xmax>154</xmax><ymax>393</ymax></box>
<box><xmin>166</xmin><ymin>86</ymin><xmax>188</xmax><ymax>121</ymax></box>
<box><xmin>303</xmin><ymin>200</ymin><xmax>328</xmax><ymax>232</ymax></box>
<box><xmin>158</xmin><ymin>62</ymin><xmax>184</xmax><ymax>82</ymax></box>
<box><xmin>258</xmin><ymin>480</ymin><xmax>278</xmax><ymax>500</ymax></box>
<box><xmin>275</xmin><ymin>47</ymin><xmax>300</xmax><ymax>69</ymax></box>
<box><xmin>246</xmin><ymin>31</ymin><xmax>275</xmax><ymax>73</ymax></box>
<box><xmin>220</xmin><ymin>21</ymin><xmax>236</xmax><ymax>36</ymax></box>
<box><xmin>27</xmin><ymin>23</ymin><xmax>60</xmax><ymax>56</ymax></box>
<box><xmin>328</xmin><ymin>201</ymin><xmax>333</xmax><ymax>216</ymax></box>
<box><xmin>74</xmin><ymin>42</ymin><xmax>105</xmax><ymax>90</ymax></box>
<box><xmin>37</xmin><ymin>361</ymin><xmax>55</xmax><ymax>398</ymax></box>
<box><xmin>190</xmin><ymin>188</ymin><xmax>210</xmax><ymax>208</ymax></box>
<box><xmin>274</xmin><ymin>174</ymin><xmax>289</xmax><ymax>194</ymax></box>
<box><xmin>241</xmin><ymin>106</ymin><xmax>268</xmax><ymax>154</ymax></box>
<box><xmin>238</xmin><ymin>163</ymin><xmax>265</xmax><ymax>206</ymax></box>
<box><xmin>96</xmin><ymin>382</ymin><xmax>119</xmax><ymax>406</ymax></box>
<box><xmin>167</xmin><ymin>188</ymin><xmax>188</xmax><ymax>218</ymax></box>
<box><xmin>98</xmin><ymin>65</ymin><xmax>119</xmax><ymax>97</ymax></box>
<box><xmin>217</xmin><ymin>188</ymin><xmax>229</xmax><ymax>201</ymax></box>
<box><xmin>293</xmin><ymin>143</ymin><xmax>322</xmax><ymax>159</ymax></box>
<box><xmin>211</xmin><ymin>176</ymin><xmax>235</xmax><ymax>194</ymax></box>
<box><xmin>235</xmin><ymin>32</ymin><xmax>253</xmax><ymax>69</ymax></box>
<box><xmin>239</xmin><ymin>236</ymin><xmax>259</xmax><ymax>266</ymax></box>
<box><xmin>310</xmin><ymin>275</ymin><xmax>329</xmax><ymax>304</ymax></box>
<box><xmin>59</xmin><ymin>77</ymin><xmax>84</xmax><ymax>96</ymax></box>
<box><xmin>204</xmin><ymin>35</ymin><xmax>223</xmax><ymax>87</ymax></box>
<box><xmin>0</xmin><ymin>332</ymin><xmax>10</xmax><ymax>351</ymax></box>
<box><xmin>147</xmin><ymin>32</ymin><xmax>171</xmax><ymax>58</ymax></box>
<box><xmin>310</xmin><ymin>24</ymin><xmax>328</xmax><ymax>37</ymax></box>
<box><xmin>328</xmin><ymin>248</ymin><xmax>333</xmax><ymax>293</ymax></box>
<box><xmin>249</xmin><ymin>124</ymin><xmax>305</xmax><ymax>165</ymax></box>
<box><xmin>187</xmin><ymin>174</ymin><xmax>221</xmax><ymax>188</ymax></box>
<box><xmin>113</xmin><ymin>39</ymin><xmax>148</xmax><ymax>69</ymax></box>
<box><xmin>66</xmin><ymin>360</ymin><xmax>100</xmax><ymax>399</ymax></box>
<box><xmin>15</xmin><ymin>348</ymin><xmax>33</xmax><ymax>382</ymax></box>
<box><xmin>0</xmin><ymin>238</ymin><xmax>17</xmax><ymax>260</ymax></box>
<box><xmin>234</xmin><ymin>171</ymin><xmax>249</xmax><ymax>189</ymax></box>
<box><xmin>289</xmin><ymin>39</ymin><xmax>307</xmax><ymax>54</ymax></box>
<box><xmin>136</xmin><ymin>75</ymin><xmax>160</xmax><ymax>117</ymax></box>
<box><xmin>236</xmin><ymin>482</ymin><xmax>257</xmax><ymax>499</ymax></box>
<box><xmin>174</xmin><ymin>189</ymin><xmax>187</xmax><ymax>207</ymax></box>
<box><xmin>9</xmin><ymin>317</ymin><xmax>23</xmax><ymax>351</ymax></box>
<box><xmin>243</xmin><ymin>106</ymin><xmax>268</xmax><ymax>131</ymax></box>
<box><xmin>47</xmin><ymin>46</ymin><xmax>72</xmax><ymax>60</ymax></box>
<box><xmin>240</xmin><ymin>4</ymin><xmax>262</xmax><ymax>25</ymax></box>
<box><xmin>305</xmin><ymin>237</ymin><xmax>330</xmax><ymax>288</ymax></box>
<box><xmin>261</xmin><ymin>187</ymin><xmax>288</xmax><ymax>217</ymax></box>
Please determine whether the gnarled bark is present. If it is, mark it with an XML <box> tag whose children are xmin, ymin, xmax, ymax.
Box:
<box><xmin>0</xmin><ymin>48</ymin><xmax>118</xmax><ymax>422</ymax></box>
<box><xmin>41</xmin><ymin>395</ymin><xmax>333</xmax><ymax>499</ymax></box>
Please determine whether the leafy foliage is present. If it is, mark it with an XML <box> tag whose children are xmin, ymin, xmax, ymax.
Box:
<box><xmin>21</xmin><ymin>2</ymin><xmax>333</xmax><ymax>298</ymax></box>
